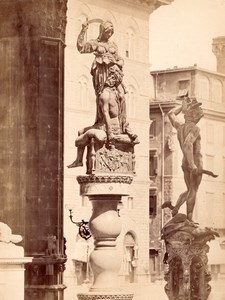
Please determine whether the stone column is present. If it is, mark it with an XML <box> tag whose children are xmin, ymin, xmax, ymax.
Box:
<box><xmin>76</xmin><ymin>140</ymin><xmax>136</xmax><ymax>300</ymax></box>
<box><xmin>212</xmin><ymin>36</ymin><xmax>225</xmax><ymax>74</ymax></box>
<box><xmin>0</xmin><ymin>1</ymin><xmax>68</xmax><ymax>299</ymax></box>
<box><xmin>89</xmin><ymin>194</ymin><xmax>122</xmax><ymax>291</ymax></box>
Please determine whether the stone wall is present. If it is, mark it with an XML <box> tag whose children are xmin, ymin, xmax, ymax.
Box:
<box><xmin>0</xmin><ymin>1</ymin><xmax>68</xmax><ymax>299</ymax></box>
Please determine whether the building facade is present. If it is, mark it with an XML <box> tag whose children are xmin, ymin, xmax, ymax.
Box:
<box><xmin>64</xmin><ymin>0</ymin><xmax>173</xmax><ymax>298</ymax></box>
<box><xmin>149</xmin><ymin>99</ymin><xmax>176</xmax><ymax>281</ymax></box>
<box><xmin>150</xmin><ymin>37</ymin><xmax>225</xmax><ymax>279</ymax></box>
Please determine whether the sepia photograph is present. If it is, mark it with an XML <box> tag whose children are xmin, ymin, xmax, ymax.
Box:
<box><xmin>0</xmin><ymin>0</ymin><xmax>225</xmax><ymax>299</ymax></box>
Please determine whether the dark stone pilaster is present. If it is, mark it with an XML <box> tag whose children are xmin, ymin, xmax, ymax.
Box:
<box><xmin>0</xmin><ymin>1</ymin><xmax>68</xmax><ymax>299</ymax></box>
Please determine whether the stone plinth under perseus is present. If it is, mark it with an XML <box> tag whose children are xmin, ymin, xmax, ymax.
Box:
<box><xmin>161</xmin><ymin>213</ymin><xmax>219</xmax><ymax>300</ymax></box>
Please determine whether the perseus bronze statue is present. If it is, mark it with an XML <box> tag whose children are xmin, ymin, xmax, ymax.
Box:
<box><xmin>162</xmin><ymin>97</ymin><xmax>218</xmax><ymax>221</ymax></box>
<box><xmin>68</xmin><ymin>19</ymin><xmax>138</xmax><ymax>169</ymax></box>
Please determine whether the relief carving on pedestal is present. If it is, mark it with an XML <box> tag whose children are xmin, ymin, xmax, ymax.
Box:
<box><xmin>162</xmin><ymin>213</ymin><xmax>218</xmax><ymax>299</ymax></box>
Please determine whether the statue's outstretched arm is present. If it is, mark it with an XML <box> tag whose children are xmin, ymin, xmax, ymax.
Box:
<box><xmin>77</xmin><ymin>21</ymin><xmax>96</xmax><ymax>54</ymax></box>
<box><xmin>168</xmin><ymin>105</ymin><xmax>183</xmax><ymax>130</ymax></box>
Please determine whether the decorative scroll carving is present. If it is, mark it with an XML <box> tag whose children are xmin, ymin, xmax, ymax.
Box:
<box><xmin>162</xmin><ymin>213</ymin><xmax>218</xmax><ymax>300</ymax></box>
<box><xmin>77</xmin><ymin>175</ymin><xmax>133</xmax><ymax>185</ymax></box>
<box><xmin>212</xmin><ymin>37</ymin><xmax>225</xmax><ymax>57</ymax></box>
<box><xmin>77</xmin><ymin>293</ymin><xmax>134</xmax><ymax>300</ymax></box>
<box><xmin>56</xmin><ymin>263</ymin><xmax>66</xmax><ymax>274</ymax></box>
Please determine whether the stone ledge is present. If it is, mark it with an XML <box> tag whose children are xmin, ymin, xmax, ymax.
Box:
<box><xmin>0</xmin><ymin>257</ymin><xmax>33</xmax><ymax>265</ymax></box>
<box><xmin>77</xmin><ymin>292</ymin><xmax>134</xmax><ymax>300</ymax></box>
<box><xmin>77</xmin><ymin>175</ymin><xmax>133</xmax><ymax>196</ymax></box>
<box><xmin>77</xmin><ymin>175</ymin><xmax>133</xmax><ymax>184</ymax></box>
<box><xmin>25</xmin><ymin>284</ymin><xmax>66</xmax><ymax>291</ymax></box>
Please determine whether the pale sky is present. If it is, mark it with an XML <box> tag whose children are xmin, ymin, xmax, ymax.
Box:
<box><xmin>149</xmin><ymin>0</ymin><xmax>225</xmax><ymax>71</ymax></box>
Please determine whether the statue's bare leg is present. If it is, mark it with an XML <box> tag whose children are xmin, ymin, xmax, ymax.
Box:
<box><xmin>186</xmin><ymin>193</ymin><xmax>196</xmax><ymax>221</ymax></box>
<box><xmin>67</xmin><ymin>129</ymin><xmax>107</xmax><ymax>168</ymax></box>
<box><xmin>186</xmin><ymin>172</ymin><xmax>202</xmax><ymax>221</ymax></box>
<box><xmin>162</xmin><ymin>169</ymin><xmax>190</xmax><ymax>215</ymax></box>
<box><xmin>67</xmin><ymin>132</ymin><xmax>90</xmax><ymax>168</ymax></box>
<box><xmin>172</xmin><ymin>191</ymin><xmax>189</xmax><ymax>216</ymax></box>
<box><xmin>67</xmin><ymin>146</ymin><xmax>85</xmax><ymax>168</ymax></box>
<box><xmin>172</xmin><ymin>169</ymin><xmax>190</xmax><ymax>216</ymax></box>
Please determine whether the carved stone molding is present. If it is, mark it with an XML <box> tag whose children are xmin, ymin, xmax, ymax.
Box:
<box><xmin>77</xmin><ymin>175</ymin><xmax>134</xmax><ymax>196</ymax></box>
<box><xmin>116</xmin><ymin>0</ymin><xmax>173</xmax><ymax>12</ymax></box>
<box><xmin>162</xmin><ymin>218</ymin><xmax>217</xmax><ymax>300</ymax></box>
<box><xmin>77</xmin><ymin>293</ymin><xmax>134</xmax><ymax>300</ymax></box>
<box><xmin>212</xmin><ymin>36</ymin><xmax>225</xmax><ymax>74</ymax></box>
<box><xmin>212</xmin><ymin>36</ymin><xmax>225</xmax><ymax>57</ymax></box>
<box><xmin>77</xmin><ymin>175</ymin><xmax>133</xmax><ymax>185</ymax></box>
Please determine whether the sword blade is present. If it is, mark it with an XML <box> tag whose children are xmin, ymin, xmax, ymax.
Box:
<box><xmin>88</xmin><ymin>18</ymin><xmax>103</xmax><ymax>24</ymax></box>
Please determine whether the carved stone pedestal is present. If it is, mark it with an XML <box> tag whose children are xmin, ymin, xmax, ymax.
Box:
<box><xmin>76</xmin><ymin>139</ymin><xmax>136</xmax><ymax>300</ymax></box>
<box><xmin>0</xmin><ymin>223</ymin><xmax>32</xmax><ymax>300</ymax></box>
<box><xmin>85</xmin><ymin>137</ymin><xmax>136</xmax><ymax>175</ymax></box>
<box><xmin>25</xmin><ymin>256</ymin><xmax>67</xmax><ymax>300</ymax></box>
<box><xmin>162</xmin><ymin>214</ymin><xmax>218</xmax><ymax>300</ymax></box>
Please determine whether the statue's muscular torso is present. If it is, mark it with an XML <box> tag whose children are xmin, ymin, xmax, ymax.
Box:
<box><xmin>177</xmin><ymin>123</ymin><xmax>202</xmax><ymax>170</ymax></box>
<box><xmin>98</xmin><ymin>88</ymin><xmax>121</xmax><ymax>135</ymax></box>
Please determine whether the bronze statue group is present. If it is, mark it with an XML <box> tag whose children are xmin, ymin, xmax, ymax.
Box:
<box><xmin>68</xmin><ymin>19</ymin><xmax>138</xmax><ymax>169</ymax></box>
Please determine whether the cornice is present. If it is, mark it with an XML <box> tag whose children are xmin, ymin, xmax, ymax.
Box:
<box><xmin>0</xmin><ymin>257</ymin><xmax>33</xmax><ymax>265</ymax></box>
<box><xmin>77</xmin><ymin>175</ymin><xmax>133</xmax><ymax>185</ymax></box>
<box><xmin>114</xmin><ymin>0</ymin><xmax>173</xmax><ymax>13</ymax></box>
<box><xmin>203</xmin><ymin>108</ymin><xmax>225</xmax><ymax>122</ymax></box>
<box><xmin>150</xmin><ymin>100</ymin><xmax>177</xmax><ymax>112</ymax></box>
<box><xmin>151</xmin><ymin>65</ymin><xmax>197</xmax><ymax>75</ymax></box>
<box><xmin>150</xmin><ymin>65</ymin><xmax>225</xmax><ymax>78</ymax></box>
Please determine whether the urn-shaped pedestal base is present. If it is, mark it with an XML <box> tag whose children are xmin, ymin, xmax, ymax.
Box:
<box><xmin>76</xmin><ymin>174</ymin><xmax>134</xmax><ymax>299</ymax></box>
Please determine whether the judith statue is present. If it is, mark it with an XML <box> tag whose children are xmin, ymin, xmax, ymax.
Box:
<box><xmin>68</xmin><ymin>19</ymin><xmax>138</xmax><ymax>169</ymax></box>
